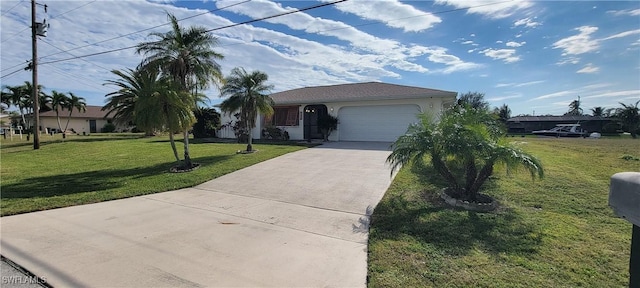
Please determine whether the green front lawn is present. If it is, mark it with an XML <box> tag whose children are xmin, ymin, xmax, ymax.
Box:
<box><xmin>0</xmin><ymin>134</ymin><xmax>306</xmax><ymax>216</ymax></box>
<box><xmin>368</xmin><ymin>138</ymin><xmax>639</xmax><ymax>287</ymax></box>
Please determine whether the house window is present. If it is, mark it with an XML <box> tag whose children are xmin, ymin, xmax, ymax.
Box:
<box><xmin>272</xmin><ymin>106</ymin><xmax>299</xmax><ymax>126</ymax></box>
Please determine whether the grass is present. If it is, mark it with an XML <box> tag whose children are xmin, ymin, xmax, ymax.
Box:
<box><xmin>368</xmin><ymin>137</ymin><xmax>640</xmax><ymax>288</ymax></box>
<box><xmin>0</xmin><ymin>133</ymin><xmax>306</xmax><ymax>216</ymax></box>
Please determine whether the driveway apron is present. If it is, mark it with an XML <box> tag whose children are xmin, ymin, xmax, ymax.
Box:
<box><xmin>0</xmin><ymin>141</ymin><xmax>394</xmax><ymax>287</ymax></box>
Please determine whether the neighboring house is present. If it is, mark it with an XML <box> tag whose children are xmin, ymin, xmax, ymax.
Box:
<box><xmin>506</xmin><ymin>115</ymin><xmax>615</xmax><ymax>134</ymax></box>
<box><xmin>39</xmin><ymin>105</ymin><xmax>121</xmax><ymax>134</ymax></box>
<box><xmin>220</xmin><ymin>82</ymin><xmax>457</xmax><ymax>142</ymax></box>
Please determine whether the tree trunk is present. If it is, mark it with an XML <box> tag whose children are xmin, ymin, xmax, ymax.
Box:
<box><xmin>63</xmin><ymin>110</ymin><xmax>74</xmax><ymax>137</ymax></box>
<box><xmin>169</xmin><ymin>132</ymin><xmax>180</xmax><ymax>162</ymax></box>
<box><xmin>246</xmin><ymin>130</ymin><xmax>253</xmax><ymax>152</ymax></box>
<box><xmin>183</xmin><ymin>130</ymin><xmax>192</xmax><ymax>168</ymax></box>
<box><xmin>431</xmin><ymin>152</ymin><xmax>459</xmax><ymax>192</ymax></box>
<box><xmin>467</xmin><ymin>161</ymin><xmax>495</xmax><ymax>201</ymax></box>
<box><xmin>464</xmin><ymin>156</ymin><xmax>477</xmax><ymax>199</ymax></box>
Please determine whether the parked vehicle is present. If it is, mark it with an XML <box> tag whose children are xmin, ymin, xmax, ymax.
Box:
<box><xmin>532</xmin><ymin>124</ymin><xmax>588</xmax><ymax>137</ymax></box>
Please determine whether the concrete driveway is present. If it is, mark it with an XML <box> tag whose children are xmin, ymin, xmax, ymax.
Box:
<box><xmin>0</xmin><ymin>142</ymin><xmax>394</xmax><ymax>287</ymax></box>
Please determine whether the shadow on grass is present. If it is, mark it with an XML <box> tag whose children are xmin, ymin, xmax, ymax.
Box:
<box><xmin>152</xmin><ymin>137</ymin><xmax>319</xmax><ymax>147</ymax></box>
<box><xmin>373</xmin><ymin>161</ymin><xmax>541</xmax><ymax>257</ymax></box>
<box><xmin>1</xmin><ymin>154</ymin><xmax>231</xmax><ymax>199</ymax></box>
<box><xmin>1</xmin><ymin>134</ymin><xmax>147</xmax><ymax>149</ymax></box>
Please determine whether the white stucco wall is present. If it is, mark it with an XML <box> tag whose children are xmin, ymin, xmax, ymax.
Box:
<box><xmin>40</xmin><ymin>117</ymin><xmax>124</xmax><ymax>134</ymax></box>
<box><xmin>217</xmin><ymin>96</ymin><xmax>455</xmax><ymax>141</ymax></box>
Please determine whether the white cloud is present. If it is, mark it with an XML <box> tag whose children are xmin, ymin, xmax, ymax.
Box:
<box><xmin>553</xmin><ymin>26</ymin><xmax>640</xmax><ymax>56</ymax></box>
<box><xmin>514</xmin><ymin>17</ymin><xmax>541</xmax><ymax>28</ymax></box>
<box><xmin>496</xmin><ymin>40</ymin><xmax>503</xmax><ymax>44</ymax></box>
<box><xmin>583</xmin><ymin>90</ymin><xmax>640</xmax><ymax>99</ymax></box>
<box><xmin>480</xmin><ymin>48</ymin><xmax>520</xmax><ymax>63</ymax></box>
<box><xmin>607</xmin><ymin>9</ymin><xmax>640</xmax><ymax>16</ymax></box>
<box><xmin>487</xmin><ymin>94</ymin><xmax>522</xmax><ymax>101</ymax></box>
<box><xmin>461</xmin><ymin>40</ymin><xmax>474</xmax><ymax>45</ymax></box>
<box><xmin>531</xmin><ymin>90</ymin><xmax>575</xmax><ymax>101</ymax></box>
<box><xmin>557</xmin><ymin>57</ymin><xmax>581</xmax><ymax>65</ymax></box>
<box><xmin>552</xmin><ymin>26</ymin><xmax>600</xmax><ymax>55</ymax></box>
<box><xmin>216</xmin><ymin>0</ymin><xmax>478</xmax><ymax>75</ymax></box>
<box><xmin>496</xmin><ymin>80</ymin><xmax>545</xmax><ymax>88</ymax></box>
<box><xmin>577</xmin><ymin>64</ymin><xmax>599</xmax><ymax>74</ymax></box>
<box><xmin>434</xmin><ymin>0</ymin><xmax>533</xmax><ymax>19</ymax></box>
<box><xmin>426</xmin><ymin>47</ymin><xmax>483</xmax><ymax>74</ymax></box>
<box><xmin>602</xmin><ymin>29</ymin><xmax>640</xmax><ymax>40</ymax></box>
<box><xmin>322</xmin><ymin>0</ymin><xmax>442</xmax><ymax>32</ymax></box>
<box><xmin>506</xmin><ymin>41</ymin><xmax>526</xmax><ymax>47</ymax></box>
<box><xmin>530</xmin><ymin>83</ymin><xmax>614</xmax><ymax>101</ymax></box>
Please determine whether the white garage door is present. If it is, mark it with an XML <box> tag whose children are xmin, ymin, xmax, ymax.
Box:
<box><xmin>338</xmin><ymin>105</ymin><xmax>421</xmax><ymax>142</ymax></box>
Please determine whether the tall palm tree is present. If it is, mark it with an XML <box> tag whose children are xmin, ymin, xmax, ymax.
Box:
<box><xmin>136</xmin><ymin>12</ymin><xmax>224</xmax><ymax>168</ymax></box>
<box><xmin>566</xmin><ymin>96</ymin><xmax>583</xmax><ymax>116</ymax></box>
<box><xmin>135</xmin><ymin>77</ymin><xmax>196</xmax><ymax>163</ymax></box>
<box><xmin>615</xmin><ymin>100</ymin><xmax>640</xmax><ymax>139</ymax></box>
<box><xmin>220</xmin><ymin>67</ymin><xmax>274</xmax><ymax>152</ymax></box>
<box><xmin>63</xmin><ymin>92</ymin><xmax>86</xmax><ymax>137</ymax></box>
<box><xmin>104</xmin><ymin>67</ymin><xmax>197</xmax><ymax>162</ymax></box>
<box><xmin>1</xmin><ymin>85</ymin><xmax>27</xmax><ymax>125</ymax></box>
<box><xmin>591</xmin><ymin>106</ymin><xmax>605</xmax><ymax>117</ymax></box>
<box><xmin>48</xmin><ymin>90</ymin><xmax>69</xmax><ymax>135</ymax></box>
<box><xmin>493</xmin><ymin>103</ymin><xmax>511</xmax><ymax>124</ymax></box>
<box><xmin>388</xmin><ymin>106</ymin><xmax>544</xmax><ymax>203</ymax></box>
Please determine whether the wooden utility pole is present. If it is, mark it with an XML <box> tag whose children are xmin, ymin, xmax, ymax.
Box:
<box><xmin>31</xmin><ymin>0</ymin><xmax>40</xmax><ymax>149</ymax></box>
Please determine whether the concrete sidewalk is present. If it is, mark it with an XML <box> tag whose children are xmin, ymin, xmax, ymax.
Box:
<box><xmin>0</xmin><ymin>142</ymin><xmax>394</xmax><ymax>287</ymax></box>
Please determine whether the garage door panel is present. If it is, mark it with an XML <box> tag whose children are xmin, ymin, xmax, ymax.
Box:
<box><xmin>338</xmin><ymin>105</ymin><xmax>420</xmax><ymax>142</ymax></box>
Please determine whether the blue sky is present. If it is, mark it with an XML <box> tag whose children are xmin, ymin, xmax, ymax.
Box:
<box><xmin>1</xmin><ymin>0</ymin><xmax>639</xmax><ymax>116</ymax></box>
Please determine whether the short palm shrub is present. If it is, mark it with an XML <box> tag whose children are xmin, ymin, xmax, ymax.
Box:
<box><xmin>318</xmin><ymin>114</ymin><xmax>338</xmax><ymax>141</ymax></box>
<box><xmin>387</xmin><ymin>106</ymin><xmax>544</xmax><ymax>204</ymax></box>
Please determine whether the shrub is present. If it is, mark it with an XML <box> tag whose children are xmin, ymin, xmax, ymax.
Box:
<box><xmin>101</xmin><ymin>122</ymin><xmax>116</xmax><ymax>133</ymax></box>
<box><xmin>193</xmin><ymin>108</ymin><xmax>221</xmax><ymax>138</ymax></box>
<box><xmin>318</xmin><ymin>114</ymin><xmax>338</xmax><ymax>141</ymax></box>
<box><xmin>262</xmin><ymin>126</ymin><xmax>290</xmax><ymax>140</ymax></box>
<box><xmin>388</xmin><ymin>106</ymin><xmax>544</xmax><ymax>203</ymax></box>
<box><xmin>602</xmin><ymin>122</ymin><xmax>621</xmax><ymax>134</ymax></box>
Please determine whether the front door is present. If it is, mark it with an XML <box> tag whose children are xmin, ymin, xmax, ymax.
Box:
<box><xmin>89</xmin><ymin>120</ymin><xmax>97</xmax><ymax>133</ymax></box>
<box><xmin>303</xmin><ymin>105</ymin><xmax>327</xmax><ymax>140</ymax></box>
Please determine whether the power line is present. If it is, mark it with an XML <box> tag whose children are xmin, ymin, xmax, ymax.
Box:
<box><xmin>0</xmin><ymin>67</ymin><xmax>25</xmax><ymax>79</ymax></box>
<box><xmin>1</xmin><ymin>0</ymin><xmax>96</xmax><ymax>44</ymax></box>
<box><xmin>35</xmin><ymin>0</ymin><xmax>509</xmax><ymax>67</ymax></box>
<box><xmin>204</xmin><ymin>0</ymin><xmax>348</xmax><ymax>33</ymax></box>
<box><xmin>38</xmin><ymin>0</ymin><xmax>347</xmax><ymax>66</ymax></box>
<box><xmin>38</xmin><ymin>0</ymin><xmax>251</xmax><ymax>61</ymax></box>
<box><xmin>49</xmin><ymin>0</ymin><xmax>96</xmax><ymax>19</ymax></box>
<box><xmin>1</xmin><ymin>0</ymin><xmax>25</xmax><ymax>17</ymax></box>
<box><xmin>40</xmin><ymin>39</ymin><xmax>112</xmax><ymax>71</ymax></box>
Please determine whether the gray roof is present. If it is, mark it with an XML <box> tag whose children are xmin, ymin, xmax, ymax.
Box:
<box><xmin>508</xmin><ymin>116</ymin><xmax>610</xmax><ymax>122</ymax></box>
<box><xmin>39</xmin><ymin>105</ymin><xmax>111</xmax><ymax>119</ymax></box>
<box><xmin>270</xmin><ymin>82</ymin><xmax>456</xmax><ymax>105</ymax></box>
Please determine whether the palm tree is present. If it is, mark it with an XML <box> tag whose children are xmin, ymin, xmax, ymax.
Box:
<box><xmin>493</xmin><ymin>103</ymin><xmax>511</xmax><ymax>124</ymax></box>
<box><xmin>48</xmin><ymin>90</ymin><xmax>69</xmax><ymax>135</ymax></box>
<box><xmin>63</xmin><ymin>92</ymin><xmax>86</xmax><ymax>137</ymax></box>
<box><xmin>135</xmin><ymin>77</ymin><xmax>197</xmax><ymax>164</ymax></box>
<box><xmin>457</xmin><ymin>91</ymin><xmax>489</xmax><ymax>111</ymax></box>
<box><xmin>220</xmin><ymin>67</ymin><xmax>274</xmax><ymax>152</ymax></box>
<box><xmin>103</xmin><ymin>69</ymin><xmax>142</xmax><ymax>128</ymax></box>
<box><xmin>590</xmin><ymin>106</ymin><xmax>605</xmax><ymax>117</ymax></box>
<box><xmin>566</xmin><ymin>96</ymin><xmax>583</xmax><ymax>116</ymax></box>
<box><xmin>1</xmin><ymin>85</ymin><xmax>27</xmax><ymax>125</ymax></box>
<box><xmin>387</xmin><ymin>106</ymin><xmax>544</xmax><ymax>204</ymax></box>
<box><xmin>136</xmin><ymin>12</ymin><xmax>224</xmax><ymax>168</ymax></box>
<box><xmin>104</xmin><ymin>67</ymin><xmax>199</xmax><ymax>163</ymax></box>
<box><xmin>615</xmin><ymin>100</ymin><xmax>640</xmax><ymax>138</ymax></box>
